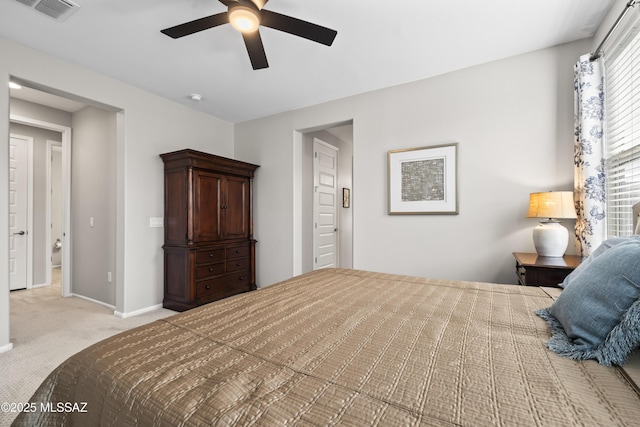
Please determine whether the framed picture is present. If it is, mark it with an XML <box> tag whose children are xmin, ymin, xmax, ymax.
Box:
<box><xmin>388</xmin><ymin>143</ymin><xmax>458</xmax><ymax>215</ymax></box>
<box><xmin>343</xmin><ymin>188</ymin><xmax>350</xmax><ymax>208</ymax></box>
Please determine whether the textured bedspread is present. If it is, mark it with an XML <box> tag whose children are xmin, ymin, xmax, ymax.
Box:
<box><xmin>14</xmin><ymin>269</ymin><xmax>640</xmax><ymax>426</ymax></box>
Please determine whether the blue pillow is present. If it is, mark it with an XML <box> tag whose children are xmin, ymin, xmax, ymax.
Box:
<box><xmin>559</xmin><ymin>236</ymin><xmax>638</xmax><ymax>288</ymax></box>
<box><xmin>536</xmin><ymin>239</ymin><xmax>640</xmax><ymax>366</ymax></box>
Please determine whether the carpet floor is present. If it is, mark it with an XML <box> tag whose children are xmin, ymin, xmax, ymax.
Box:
<box><xmin>0</xmin><ymin>269</ymin><xmax>175</xmax><ymax>426</ymax></box>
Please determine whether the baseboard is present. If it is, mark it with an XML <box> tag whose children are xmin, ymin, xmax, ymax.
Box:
<box><xmin>32</xmin><ymin>282</ymin><xmax>49</xmax><ymax>289</ymax></box>
<box><xmin>114</xmin><ymin>304</ymin><xmax>163</xmax><ymax>319</ymax></box>
<box><xmin>70</xmin><ymin>293</ymin><xmax>116</xmax><ymax>311</ymax></box>
<box><xmin>0</xmin><ymin>342</ymin><xmax>14</xmax><ymax>353</ymax></box>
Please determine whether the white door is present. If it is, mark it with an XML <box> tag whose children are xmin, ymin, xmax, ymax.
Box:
<box><xmin>313</xmin><ymin>139</ymin><xmax>338</xmax><ymax>269</ymax></box>
<box><xmin>9</xmin><ymin>135</ymin><xmax>29</xmax><ymax>290</ymax></box>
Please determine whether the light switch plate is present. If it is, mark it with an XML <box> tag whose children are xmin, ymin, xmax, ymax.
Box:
<box><xmin>149</xmin><ymin>217</ymin><xmax>163</xmax><ymax>228</ymax></box>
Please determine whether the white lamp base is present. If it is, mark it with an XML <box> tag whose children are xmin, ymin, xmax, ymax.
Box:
<box><xmin>532</xmin><ymin>220</ymin><xmax>569</xmax><ymax>257</ymax></box>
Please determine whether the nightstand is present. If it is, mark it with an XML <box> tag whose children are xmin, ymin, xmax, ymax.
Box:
<box><xmin>512</xmin><ymin>252</ymin><xmax>583</xmax><ymax>287</ymax></box>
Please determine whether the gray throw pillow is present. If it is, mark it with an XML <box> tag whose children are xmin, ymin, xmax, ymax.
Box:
<box><xmin>536</xmin><ymin>239</ymin><xmax>640</xmax><ymax>366</ymax></box>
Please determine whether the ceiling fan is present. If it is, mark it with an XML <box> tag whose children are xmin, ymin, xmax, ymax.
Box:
<box><xmin>161</xmin><ymin>0</ymin><xmax>337</xmax><ymax>70</ymax></box>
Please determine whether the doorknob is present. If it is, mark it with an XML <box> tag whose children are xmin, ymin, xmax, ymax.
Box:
<box><xmin>13</xmin><ymin>231</ymin><xmax>26</xmax><ymax>236</ymax></box>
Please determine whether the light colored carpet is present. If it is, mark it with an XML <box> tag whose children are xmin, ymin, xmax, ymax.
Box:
<box><xmin>0</xmin><ymin>269</ymin><xmax>175</xmax><ymax>426</ymax></box>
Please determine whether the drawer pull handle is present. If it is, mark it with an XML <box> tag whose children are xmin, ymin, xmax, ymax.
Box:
<box><xmin>235</xmin><ymin>250</ymin><xmax>240</xmax><ymax>253</ymax></box>
<box><xmin>205</xmin><ymin>284</ymin><xmax>211</xmax><ymax>290</ymax></box>
<box><xmin>209</xmin><ymin>268</ymin><xmax>214</xmax><ymax>272</ymax></box>
<box><xmin>209</xmin><ymin>253</ymin><xmax>214</xmax><ymax>257</ymax></box>
<box><xmin>239</xmin><ymin>276</ymin><xmax>244</xmax><ymax>281</ymax></box>
<box><xmin>236</xmin><ymin>263</ymin><xmax>241</xmax><ymax>267</ymax></box>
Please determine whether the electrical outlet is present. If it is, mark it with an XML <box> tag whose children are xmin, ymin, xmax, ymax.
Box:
<box><xmin>107</xmin><ymin>272</ymin><xmax>112</xmax><ymax>283</ymax></box>
<box><xmin>89</xmin><ymin>217</ymin><xmax>94</xmax><ymax>228</ymax></box>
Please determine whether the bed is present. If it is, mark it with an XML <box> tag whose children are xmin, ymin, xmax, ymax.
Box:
<box><xmin>13</xmin><ymin>267</ymin><xmax>640</xmax><ymax>426</ymax></box>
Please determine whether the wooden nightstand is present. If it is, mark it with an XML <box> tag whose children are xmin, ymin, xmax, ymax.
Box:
<box><xmin>513</xmin><ymin>252</ymin><xmax>583</xmax><ymax>287</ymax></box>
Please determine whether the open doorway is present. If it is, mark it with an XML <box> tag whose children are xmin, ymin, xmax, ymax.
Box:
<box><xmin>47</xmin><ymin>141</ymin><xmax>63</xmax><ymax>289</ymax></box>
<box><xmin>295</xmin><ymin>121</ymin><xmax>354</xmax><ymax>274</ymax></box>
<box><xmin>9</xmin><ymin>117</ymin><xmax>71</xmax><ymax>296</ymax></box>
<box><xmin>8</xmin><ymin>133</ymin><xmax>32</xmax><ymax>291</ymax></box>
<box><xmin>9</xmin><ymin>79</ymin><xmax>122</xmax><ymax>311</ymax></box>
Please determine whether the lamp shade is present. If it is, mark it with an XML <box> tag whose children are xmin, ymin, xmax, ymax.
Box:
<box><xmin>526</xmin><ymin>191</ymin><xmax>577</xmax><ymax>219</ymax></box>
<box><xmin>526</xmin><ymin>191</ymin><xmax>576</xmax><ymax>257</ymax></box>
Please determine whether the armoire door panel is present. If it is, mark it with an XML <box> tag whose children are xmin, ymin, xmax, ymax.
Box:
<box><xmin>224</xmin><ymin>176</ymin><xmax>249</xmax><ymax>239</ymax></box>
<box><xmin>194</xmin><ymin>171</ymin><xmax>222</xmax><ymax>242</ymax></box>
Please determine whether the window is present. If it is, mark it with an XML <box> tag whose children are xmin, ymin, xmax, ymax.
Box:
<box><xmin>604</xmin><ymin>22</ymin><xmax>640</xmax><ymax>236</ymax></box>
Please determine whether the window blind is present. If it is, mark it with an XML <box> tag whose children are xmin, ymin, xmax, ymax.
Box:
<box><xmin>605</xmin><ymin>21</ymin><xmax>640</xmax><ymax>236</ymax></box>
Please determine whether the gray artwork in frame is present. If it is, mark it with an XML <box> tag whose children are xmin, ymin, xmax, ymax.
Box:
<box><xmin>388</xmin><ymin>143</ymin><xmax>458</xmax><ymax>215</ymax></box>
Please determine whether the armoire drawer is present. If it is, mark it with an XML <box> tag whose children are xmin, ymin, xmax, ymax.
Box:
<box><xmin>196</xmin><ymin>248</ymin><xmax>225</xmax><ymax>264</ymax></box>
<box><xmin>226</xmin><ymin>257</ymin><xmax>249</xmax><ymax>273</ymax></box>
<box><xmin>195</xmin><ymin>263</ymin><xmax>225</xmax><ymax>280</ymax></box>
<box><xmin>196</xmin><ymin>271</ymin><xmax>250</xmax><ymax>299</ymax></box>
<box><xmin>226</xmin><ymin>245</ymin><xmax>250</xmax><ymax>259</ymax></box>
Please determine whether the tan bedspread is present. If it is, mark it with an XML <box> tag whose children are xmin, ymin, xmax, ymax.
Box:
<box><xmin>14</xmin><ymin>269</ymin><xmax>640</xmax><ymax>426</ymax></box>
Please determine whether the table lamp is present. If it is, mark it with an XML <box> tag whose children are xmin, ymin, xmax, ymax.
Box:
<box><xmin>526</xmin><ymin>191</ymin><xmax>577</xmax><ymax>257</ymax></box>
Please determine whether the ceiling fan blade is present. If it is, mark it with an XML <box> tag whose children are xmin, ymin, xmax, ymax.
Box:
<box><xmin>260</xmin><ymin>9</ymin><xmax>337</xmax><ymax>46</ymax></box>
<box><xmin>242</xmin><ymin>30</ymin><xmax>269</xmax><ymax>70</ymax></box>
<box><xmin>161</xmin><ymin>13</ymin><xmax>229</xmax><ymax>39</ymax></box>
<box><xmin>250</xmin><ymin>0</ymin><xmax>269</xmax><ymax>9</ymax></box>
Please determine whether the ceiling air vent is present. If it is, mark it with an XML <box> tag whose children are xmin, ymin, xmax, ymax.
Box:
<box><xmin>14</xmin><ymin>0</ymin><xmax>80</xmax><ymax>21</ymax></box>
<box><xmin>15</xmin><ymin>0</ymin><xmax>39</xmax><ymax>6</ymax></box>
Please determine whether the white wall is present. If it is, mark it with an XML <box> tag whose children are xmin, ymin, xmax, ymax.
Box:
<box><xmin>71</xmin><ymin>106</ymin><xmax>117</xmax><ymax>305</ymax></box>
<box><xmin>0</xmin><ymin>36</ymin><xmax>235</xmax><ymax>350</ymax></box>
<box><xmin>235</xmin><ymin>38</ymin><xmax>593</xmax><ymax>288</ymax></box>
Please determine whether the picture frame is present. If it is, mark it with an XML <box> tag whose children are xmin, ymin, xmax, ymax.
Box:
<box><xmin>388</xmin><ymin>143</ymin><xmax>458</xmax><ymax>215</ymax></box>
<box><xmin>343</xmin><ymin>188</ymin><xmax>350</xmax><ymax>208</ymax></box>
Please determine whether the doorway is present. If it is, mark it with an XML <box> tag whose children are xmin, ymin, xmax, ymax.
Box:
<box><xmin>8</xmin><ymin>134</ymin><xmax>32</xmax><ymax>291</ymax></box>
<box><xmin>313</xmin><ymin>138</ymin><xmax>339</xmax><ymax>269</ymax></box>
<box><xmin>9</xmin><ymin>115</ymin><xmax>72</xmax><ymax>297</ymax></box>
<box><xmin>294</xmin><ymin>122</ymin><xmax>353</xmax><ymax>275</ymax></box>
<box><xmin>47</xmin><ymin>141</ymin><xmax>63</xmax><ymax>287</ymax></box>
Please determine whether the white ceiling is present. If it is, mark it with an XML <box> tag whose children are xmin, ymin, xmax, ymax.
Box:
<box><xmin>2</xmin><ymin>0</ymin><xmax>616</xmax><ymax>123</ymax></box>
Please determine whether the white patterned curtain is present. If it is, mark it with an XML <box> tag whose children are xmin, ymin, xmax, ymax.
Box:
<box><xmin>574</xmin><ymin>53</ymin><xmax>606</xmax><ymax>256</ymax></box>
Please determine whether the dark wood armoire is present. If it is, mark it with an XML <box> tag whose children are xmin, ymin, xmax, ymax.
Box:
<box><xmin>160</xmin><ymin>149</ymin><xmax>259</xmax><ymax>311</ymax></box>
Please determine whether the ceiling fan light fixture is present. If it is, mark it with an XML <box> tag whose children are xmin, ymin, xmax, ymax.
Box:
<box><xmin>161</xmin><ymin>0</ymin><xmax>338</xmax><ymax>70</ymax></box>
<box><xmin>228</xmin><ymin>5</ymin><xmax>260</xmax><ymax>33</ymax></box>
